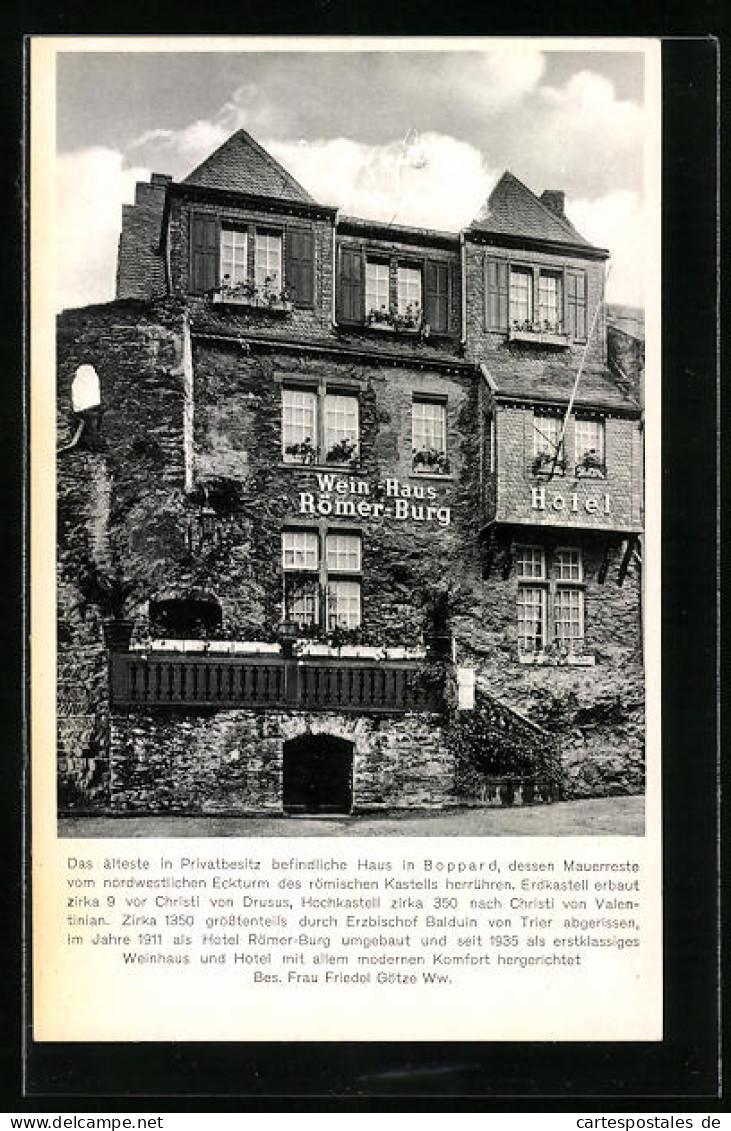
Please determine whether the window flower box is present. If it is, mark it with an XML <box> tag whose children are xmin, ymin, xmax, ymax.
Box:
<box><xmin>509</xmin><ymin>320</ymin><xmax>569</xmax><ymax>347</ymax></box>
<box><xmin>283</xmin><ymin>438</ymin><xmax>319</xmax><ymax>465</ymax></box>
<box><xmin>412</xmin><ymin>447</ymin><xmax>450</xmax><ymax>475</ymax></box>
<box><xmin>518</xmin><ymin>647</ymin><xmax>595</xmax><ymax>667</ymax></box>
<box><xmin>366</xmin><ymin>303</ymin><xmax>422</xmax><ymax>335</ymax></box>
<box><xmin>530</xmin><ymin>450</ymin><xmax>566</xmax><ymax>477</ymax></box>
<box><xmin>574</xmin><ymin>451</ymin><xmax>607</xmax><ymax>478</ymax></box>
<box><xmin>212</xmin><ymin>276</ymin><xmax>293</xmax><ymax>313</ymax></box>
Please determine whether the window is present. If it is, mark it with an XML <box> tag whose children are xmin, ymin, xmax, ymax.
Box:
<box><xmin>282</xmin><ymin>389</ymin><xmax>318</xmax><ymax>463</ymax></box>
<box><xmin>282</xmin><ymin>387</ymin><xmax>360</xmax><ymax>465</ymax></box>
<box><xmin>338</xmin><ymin>247</ymin><xmax>453</xmax><ymax>333</ymax></box>
<box><xmin>517</xmin><ymin>586</ymin><xmax>546</xmax><ymax>653</ymax></box>
<box><xmin>516</xmin><ymin>546</ymin><xmax>546</xmax><ymax>580</ymax></box>
<box><xmin>220</xmin><ymin>227</ymin><xmax>247</xmax><ymax>287</ymax></box>
<box><xmin>538</xmin><ymin>271</ymin><xmax>562</xmax><ymax>331</ymax></box>
<box><xmin>532</xmin><ymin>412</ymin><xmax>565</xmax><ymax>474</ymax></box>
<box><xmin>412</xmin><ymin>398</ymin><xmax>448</xmax><ymax>473</ymax></box>
<box><xmin>255</xmin><ymin>231</ymin><xmax>282</xmax><ymax>290</ymax></box>
<box><xmin>554</xmin><ymin>589</ymin><xmax>583</xmax><ymax>647</ymax></box>
<box><xmin>324</xmin><ymin>395</ymin><xmax>359</xmax><ymax>462</ymax></box>
<box><xmin>574</xmin><ymin>417</ymin><xmax>606</xmax><ymax>476</ymax></box>
<box><xmin>397</xmin><ymin>266</ymin><xmax>422</xmax><ymax>318</ymax></box>
<box><xmin>190</xmin><ymin>216</ymin><xmax>314</xmax><ymax>305</ymax></box>
<box><xmin>365</xmin><ymin>261</ymin><xmax>389</xmax><ymax>317</ymax></box>
<box><xmin>510</xmin><ymin>267</ymin><xmax>533</xmax><ymax>325</ymax></box>
<box><xmin>282</xmin><ymin>530</ymin><xmax>362</xmax><ymax>631</ymax></box>
<box><xmin>282</xmin><ymin>530</ymin><xmax>319</xmax><ymax>627</ymax></box>
<box><xmin>485</xmin><ymin>256</ymin><xmax>588</xmax><ymax>342</ymax></box>
<box><xmin>516</xmin><ymin>546</ymin><xmax>585</xmax><ymax>656</ymax></box>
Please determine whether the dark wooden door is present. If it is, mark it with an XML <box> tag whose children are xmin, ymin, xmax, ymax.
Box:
<box><xmin>283</xmin><ymin>735</ymin><xmax>354</xmax><ymax>814</ymax></box>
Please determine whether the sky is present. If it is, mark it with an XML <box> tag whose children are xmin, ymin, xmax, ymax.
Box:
<box><xmin>54</xmin><ymin>41</ymin><xmax>652</xmax><ymax>311</ymax></box>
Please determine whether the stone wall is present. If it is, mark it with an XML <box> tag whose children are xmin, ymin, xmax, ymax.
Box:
<box><xmin>109</xmin><ymin>709</ymin><xmax>453</xmax><ymax>813</ymax></box>
<box><xmin>57</xmin><ymin>301</ymin><xmax>645</xmax><ymax>811</ymax></box>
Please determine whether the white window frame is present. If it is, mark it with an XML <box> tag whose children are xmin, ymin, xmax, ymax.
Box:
<box><xmin>574</xmin><ymin>416</ymin><xmax>606</xmax><ymax>477</ymax></box>
<box><xmin>282</xmin><ymin>387</ymin><xmax>360</xmax><ymax>466</ymax></box>
<box><xmin>323</xmin><ymin>394</ymin><xmax>360</xmax><ymax>463</ymax></box>
<box><xmin>532</xmin><ymin>412</ymin><xmax>565</xmax><ymax>471</ymax></box>
<box><xmin>282</xmin><ymin>388</ymin><xmax>318</xmax><ymax>462</ymax></box>
<box><xmin>538</xmin><ymin>270</ymin><xmax>563</xmax><ymax>331</ymax></box>
<box><xmin>282</xmin><ymin>529</ymin><xmax>362</xmax><ymax>632</ymax></box>
<box><xmin>515</xmin><ymin>546</ymin><xmax>585</xmax><ymax>655</ymax></box>
<box><xmin>220</xmin><ymin>226</ymin><xmax>248</xmax><ymax>288</ymax></box>
<box><xmin>255</xmin><ymin>230</ymin><xmax>283</xmax><ymax>291</ymax></box>
<box><xmin>397</xmin><ymin>265</ymin><xmax>422</xmax><ymax>318</ymax></box>
<box><xmin>412</xmin><ymin>399</ymin><xmax>447</xmax><ymax>459</ymax></box>
<box><xmin>365</xmin><ymin>260</ymin><xmax>390</xmax><ymax>317</ymax></box>
<box><xmin>510</xmin><ymin>265</ymin><xmax>533</xmax><ymax>326</ymax></box>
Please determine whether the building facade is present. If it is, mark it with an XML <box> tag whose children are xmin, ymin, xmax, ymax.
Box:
<box><xmin>56</xmin><ymin>130</ymin><xmax>644</xmax><ymax>816</ymax></box>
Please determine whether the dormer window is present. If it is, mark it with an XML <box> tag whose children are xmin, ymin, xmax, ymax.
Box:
<box><xmin>338</xmin><ymin>244</ymin><xmax>453</xmax><ymax>335</ymax></box>
<box><xmin>486</xmin><ymin>256</ymin><xmax>586</xmax><ymax>343</ymax></box>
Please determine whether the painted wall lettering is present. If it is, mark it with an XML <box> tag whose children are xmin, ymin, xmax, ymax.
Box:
<box><xmin>531</xmin><ymin>487</ymin><xmax>612</xmax><ymax>516</ymax></box>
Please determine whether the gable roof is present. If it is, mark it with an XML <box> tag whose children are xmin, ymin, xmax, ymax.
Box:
<box><xmin>183</xmin><ymin>129</ymin><xmax>314</xmax><ymax>203</ymax></box>
<box><xmin>470</xmin><ymin>171</ymin><xmax>594</xmax><ymax>249</ymax></box>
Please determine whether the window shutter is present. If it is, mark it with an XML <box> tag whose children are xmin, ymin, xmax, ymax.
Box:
<box><xmin>285</xmin><ymin>225</ymin><xmax>315</xmax><ymax>307</ymax></box>
<box><xmin>425</xmin><ymin>260</ymin><xmax>449</xmax><ymax>334</ymax></box>
<box><xmin>190</xmin><ymin>214</ymin><xmax>219</xmax><ymax>293</ymax></box>
<box><xmin>566</xmin><ymin>269</ymin><xmax>588</xmax><ymax>340</ymax></box>
<box><xmin>485</xmin><ymin>257</ymin><xmax>509</xmax><ymax>330</ymax></box>
<box><xmin>337</xmin><ymin>245</ymin><xmax>364</xmax><ymax>323</ymax></box>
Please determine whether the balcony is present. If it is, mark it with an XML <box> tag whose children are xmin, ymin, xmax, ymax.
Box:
<box><xmin>110</xmin><ymin>652</ymin><xmax>442</xmax><ymax>714</ymax></box>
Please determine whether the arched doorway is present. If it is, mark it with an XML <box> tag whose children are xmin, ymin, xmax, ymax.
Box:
<box><xmin>282</xmin><ymin>734</ymin><xmax>354</xmax><ymax>815</ymax></box>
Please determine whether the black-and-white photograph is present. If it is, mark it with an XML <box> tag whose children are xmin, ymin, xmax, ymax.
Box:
<box><xmin>53</xmin><ymin>43</ymin><xmax>650</xmax><ymax>838</ymax></box>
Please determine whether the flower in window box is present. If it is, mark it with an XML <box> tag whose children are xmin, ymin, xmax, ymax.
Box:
<box><xmin>393</xmin><ymin>302</ymin><xmax>422</xmax><ymax>331</ymax></box>
<box><xmin>367</xmin><ymin>305</ymin><xmax>394</xmax><ymax>327</ymax></box>
<box><xmin>324</xmin><ymin>437</ymin><xmax>359</xmax><ymax>466</ymax></box>
<box><xmin>531</xmin><ymin>449</ymin><xmax>566</xmax><ymax>476</ymax></box>
<box><xmin>284</xmin><ymin>437</ymin><xmax>318</xmax><ymax>464</ymax></box>
<box><xmin>575</xmin><ymin>450</ymin><xmax>606</xmax><ymax>477</ymax></box>
<box><xmin>412</xmin><ymin>446</ymin><xmax>450</xmax><ymax>475</ymax></box>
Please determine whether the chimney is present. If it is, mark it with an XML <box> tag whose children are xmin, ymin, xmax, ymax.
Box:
<box><xmin>150</xmin><ymin>173</ymin><xmax>173</xmax><ymax>187</ymax></box>
<box><xmin>540</xmin><ymin>190</ymin><xmax>565</xmax><ymax>217</ymax></box>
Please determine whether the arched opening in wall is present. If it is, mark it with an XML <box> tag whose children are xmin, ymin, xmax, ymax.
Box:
<box><xmin>149</xmin><ymin>597</ymin><xmax>223</xmax><ymax>639</ymax></box>
<box><xmin>282</xmin><ymin>734</ymin><xmax>354</xmax><ymax>815</ymax></box>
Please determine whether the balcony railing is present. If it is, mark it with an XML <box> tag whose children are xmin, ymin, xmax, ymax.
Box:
<box><xmin>110</xmin><ymin>652</ymin><xmax>441</xmax><ymax>714</ymax></box>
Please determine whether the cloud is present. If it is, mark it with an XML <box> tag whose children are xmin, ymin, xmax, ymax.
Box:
<box><xmin>268</xmin><ymin>133</ymin><xmax>498</xmax><ymax>232</ymax></box>
<box><xmin>567</xmin><ymin>190</ymin><xmax>645</xmax><ymax>307</ymax></box>
<box><xmin>57</xmin><ymin>147</ymin><xmax>150</xmax><ymax>310</ymax></box>
<box><xmin>129</xmin><ymin>119</ymin><xmax>228</xmax><ymax>169</ymax></box>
